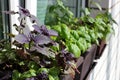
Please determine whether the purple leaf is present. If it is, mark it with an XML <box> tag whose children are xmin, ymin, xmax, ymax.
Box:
<box><xmin>40</xmin><ymin>25</ymin><xmax>47</xmax><ymax>31</ymax></box>
<box><xmin>34</xmin><ymin>35</ymin><xmax>52</xmax><ymax>45</ymax></box>
<box><xmin>2</xmin><ymin>11</ymin><xmax>17</xmax><ymax>14</ymax></box>
<box><xmin>23</xmin><ymin>25</ymin><xmax>31</xmax><ymax>36</ymax></box>
<box><xmin>33</xmin><ymin>25</ymin><xmax>58</xmax><ymax>36</ymax></box>
<box><xmin>15</xmin><ymin>34</ymin><xmax>30</xmax><ymax>44</ymax></box>
<box><xmin>48</xmin><ymin>30</ymin><xmax>58</xmax><ymax>36</ymax></box>
<box><xmin>18</xmin><ymin>6</ymin><xmax>30</xmax><ymax>16</ymax></box>
<box><xmin>30</xmin><ymin>46</ymin><xmax>55</xmax><ymax>58</ymax></box>
<box><xmin>32</xmin><ymin>25</ymin><xmax>42</xmax><ymax>33</ymax></box>
<box><xmin>40</xmin><ymin>25</ymin><xmax>49</xmax><ymax>35</ymax></box>
<box><xmin>32</xmin><ymin>25</ymin><xmax>48</xmax><ymax>35</ymax></box>
<box><xmin>30</xmin><ymin>15</ymin><xmax>41</xmax><ymax>26</ymax></box>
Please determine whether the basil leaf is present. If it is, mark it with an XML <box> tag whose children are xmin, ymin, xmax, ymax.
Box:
<box><xmin>68</xmin><ymin>43</ymin><xmax>81</xmax><ymax>58</ymax></box>
<box><xmin>71</xmin><ymin>30</ymin><xmax>79</xmax><ymax>40</ymax></box>
<box><xmin>61</xmin><ymin>24</ymin><xmax>70</xmax><ymax>40</ymax></box>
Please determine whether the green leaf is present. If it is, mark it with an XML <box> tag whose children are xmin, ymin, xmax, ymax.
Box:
<box><xmin>68</xmin><ymin>43</ymin><xmax>81</xmax><ymax>58</ymax></box>
<box><xmin>12</xmin><ymin>70</ymin><xmax>21</xmax><ymax>80</ymax></box>
<box><xmin>49</xmin><ymin>67</ymin><xmax>60</xmax><ymax>76</ymax></box>
<box><xmin>51</xmin><ymin>43</ymin><xmax>60</xmax><ymax>51</ymax></box>
<box><xmin>76</xmin><ymin>41</ymin><xmax>86</xmax><ymax>53</ymax></box>
<box><xmin>92</xmin><ymin>2</ymin><xmax>102</xmax><ymax>11</ymax></box>
<box><xmin>97</xmin><ymin>33</ymin><xmax>103</xmax><ymax>38</ymax></box>
<box><xmin>19</xmin><ymin>61</ymin><xmax>25</xmax><ymax>66</ymax></box>
<box><xmin>57</xmin><ymin>0</ymin><xmax>64</xmax><ymax>7</ymax></box>
<box><xmin>84</xmin><ymin>8</ymin><xmax>90</xmax><ymax>15</ymax></box>
<box><xmin>21</xmin><ymin>69</ymin><xmax>36</xmax><ymax>78</ymax></box>
<box><xmin>49</xmin><ymin>67</ymin><xmax>60</xmax><ymax>80</ymax></box>
<box><xmin>52</xmin><ymin>25</ymin><xmax>61</xmax><ymax>33</ymax></box>
<box><xmin>98</xmin><ymin>25</ymin><xmax>105</xmax><ymax>31</ymax></box>
<box><xmin>46</xmin><ymin>25</ymin><xmax>51</xmax><ymax>29</ymax></box>
<box><xmin>68</xmin><ymin>35</ymin><xmax>77</xmax><ymax>43</ymax></box>
<box><xmin>37</xmin><ymin>68</ymin><xmax>48</xmax><ymax>74</ymax></box>
<box><xmin>24</xmin><ymin>43</ymin><xmax>29</xmax><ymax>49</ymax></box>
<box><xmin>28</xmin><ymin>61</ymin><xmax>39</xmax><ymax>70</ymax></box>
<box><xmin>78</xmin><ymin>38</ymin><xmax>88</xmax><ymax>51</ymax></box>
<box><xmin>49</xmin><ymin>75</ymin><xmax>55</xmax><ymax>80</ymax></box>
<box><xmin>78</xmin><ymin>27</ymin><xmax>86</xmax><ymax>33</ymax></box>
<box><xmin>87</xmin><ymin>43</ymin><xmax>91</xmax><ymax>48</ymax></box>
<box><xmin>60</xmin><ymin>24</ymin><xmax>70</xmax><ymax>39</ymax></box>
<box><xmin>84</xmin><ymin>34</ymin><xmax>91</xmax><ymax>42</ymax></box>
<box><xmin>88</xmin><ymin>17</ymin><xmax>95</xmax><ymax>23</ymax></box>
<box><xmin>71</xmin><ymin>30</ymin><xmax>79</xmax><ymax>40</ymax></box>
<box><xmin>89</xmin><ymin>30</ymin><xmax>97</xmax><ymax>42</ymax></box>
<box><xmin>95</xmin><ymin>40</ymin><xmax>99</xmax><ymax>45</ymax></box>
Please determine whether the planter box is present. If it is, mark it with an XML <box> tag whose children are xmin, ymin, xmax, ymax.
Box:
<box><xmin>95</xmin><ymin>40</ymin><xmax>106</xmax><ymax>59</ymax></box>
<box><xmin>0</xmin><ymin>45</ymin><xmax>97</xmax><ymax>80</ymax></box>
<box><xmin>84</xmin><ymin>62</ymin><xmax>97</xmax><ymax>80</ymax></box>
<box><xmin>60</xmin><ymin>56</ymin><xmax>84</xmax><ymax>80</ymax></box>
<box><xmin>62</xmin><ymin>44</ymin><xmax>97</xmax><ymax>80</ymax></box>
<box><xmin>75</xmin><ymin>44</ymin><xmax>97</xmax><ymax>80</ymax></box>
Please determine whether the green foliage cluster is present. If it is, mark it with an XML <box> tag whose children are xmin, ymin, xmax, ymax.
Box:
<box><xmin>0</xmin><ymin>0</ymin><xmax>116</xmax><ymax>80</ymax></box>
<box><xmin>45</xmin><ymin>0</ymin><xmax>115</xmax><ymax>58</ymax></box>
<box><xmin>0</xmin><ymin>39</ymin><xmax>61</xmax><ymax>80</ymax></box>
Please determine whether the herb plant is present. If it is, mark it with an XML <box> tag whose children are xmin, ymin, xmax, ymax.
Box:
<box><xmin>45</xmin><ymin>0</ymin><xmax>115</xmax><ymax>56</ymax></box>
<box><xmin>0</xmin><ymin>0</ymin><xmax>115</xmax><ymax>80</ymax></box>
<box><xmin>0</xmin><ymin>6</ymin><xmax>78</xmax><ymax>80</ymax></box>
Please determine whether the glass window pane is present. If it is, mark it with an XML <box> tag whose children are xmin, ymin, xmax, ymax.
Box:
<box><xmin>0</xmin><ymin>3</ymin><xmax>3</xmax><ymax>39</ymax></box>
<box><xmin>36</xmin><ymin>0</ymin><xmax>84</xmax><ymax>24</ymax></box>
<box><xmin>0</xmin><ymin>0</ymin><xmax>10</xmax><ymax>40</ymax></box>
<box><xmin>37</xmin><ymin>0</ymin><xmax>48</xmax><ymax>24</ymax></box>
<box><xmin>19</xmin><ymin>0</ymin><xmax>25</xmax><ymax>8</ymax></box>
<box><xmin>62</xmin><ymin>0</ymin><xmax>77</xmax><ymax>16</ymax></box>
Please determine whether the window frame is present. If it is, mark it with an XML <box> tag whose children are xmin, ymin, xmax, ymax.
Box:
<box><xmin>9</xmin><ymin>0</ymin><xmax>19</xmax><ymax>37</ymax></box>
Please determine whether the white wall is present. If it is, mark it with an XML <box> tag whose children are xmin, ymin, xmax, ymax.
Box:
<box><xmin>89</xmin><ymin>0</ymin><xmax>120</xmax><ymax>80</ymax></box>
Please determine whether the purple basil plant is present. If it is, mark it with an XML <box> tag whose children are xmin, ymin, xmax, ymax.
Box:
<box><xmin>2</xmin><ymin>7</ymin><xmax>78</xmax><ymax>80</ymax></box>
<box><xmin>4</xmin><ymin>6</ymin><xmax>58</xmax><ymax>58</ymax></box>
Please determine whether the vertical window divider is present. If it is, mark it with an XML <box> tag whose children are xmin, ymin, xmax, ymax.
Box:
<box><xmin>25</xmin><ymin>0</ymin><xmax>37</xmax><ymax>16</ymax></box>
<box><xmin>9</xmin><ymin>0</ymin><xmax>19</xmax><ymax>43</ymax></box>
<box><xmin>25</xmin><ymin>0</ymin><xmax>37</xmax><ymax>30</ymax></box>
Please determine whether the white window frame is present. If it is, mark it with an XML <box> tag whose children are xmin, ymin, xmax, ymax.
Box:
<box><xmin>25</xmin><ymin>0</ymin><xmax>37</xmax><ymax>16</ymax></box>
<box><xmin>25</xmin><ymin>0</ymin><xmax>37</xmax><ymax>30</ymax></box>
<box><xmin>9</xmin><ymin>0</ymin><xmax>37</xmax><ymax>34</ymax></box>
<box><xmin>9</xmin><ymin>0</ymin><xmax>19</xmax><ymax>35</ymax></box>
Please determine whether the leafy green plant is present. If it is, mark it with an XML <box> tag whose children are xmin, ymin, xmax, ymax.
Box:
<box><xmin>45</xmin><ymin>0</ymin><xmax>75</xmax><ymax>26</ymax></box>
<box><xmin>0</xmin><ymin>7</ymin><xmax>78</xmax><ymax>80</ymax></box>
<box><xmin>0</xmin><ymin>0</ymin><xmax>116</xmax><ymax>80</ymax></box>
<box><xmin>45</xmin><ymin>0</ymin><xmax>115</xmax><ymax>57</ymax></box>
